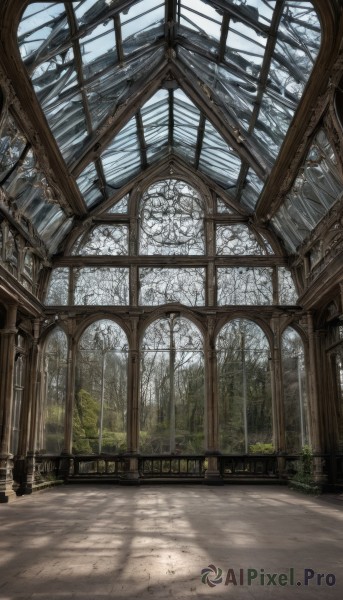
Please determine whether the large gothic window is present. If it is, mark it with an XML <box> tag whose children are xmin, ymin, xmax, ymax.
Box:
<box><xmin>74</xmin><ymin>320</ymin><xmax>128</xmax><ymax>454</ymax></box>
<box><xmin>139</xmin><ymin>179</ymin><xmax>205</xmax><ymax>255</ymax></box>
<box><xmin>140</xmin><ymin>316</ymin><xmax>204</xmax><ymax>454</ymax></box>
<box><xmin>282</xmin><ymin>328</ymin><xmax>308</xmax><ymax>452</ymax></box>
<box><xmin>217</xmin><ymin>319</ymin><xmax>273</xmax><ymax>454</ymax></box>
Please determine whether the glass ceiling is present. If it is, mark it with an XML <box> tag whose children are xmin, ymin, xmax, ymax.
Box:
<box><xmin>6</xmin><ymin>0</ymin><xmax>324</xmax><ymax>253</ymax></box>
<box><xmin>17</xmin><ymin>1</ymin><xmax>321</xmax><ymax>210</ymax></box>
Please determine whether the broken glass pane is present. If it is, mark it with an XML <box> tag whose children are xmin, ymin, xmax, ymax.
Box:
<box><xmin>272</xmin><ymin>130</ymin><xmax>343</xmax><ymax>251</ymax></box>
<box><xmin>140</xmin><ymin>268</ymin><xmax>206</xmax><ymax>306</ymax></box>
<box><xmin>0</xmin><ymin>115</ymin><xmax>27</xmax><ymax>181</ymax></box>
<box><xmin>77</xmin><ymin>162</ymin><xmax>103</xmax><ymax>207</ymax></box>
<box><xmin>240</xmin><ymin>168</ymin><xmax>264</xmax><ymax>210</ymax></box>
<box><xmin>180</xmin><ymin>0</ymin><xmax>222</xmax><ymax>41</ymax></box>
<box><xmin>217</xmin><ymin>267</ymin><xmax>273</xmax><ymax>305</ymax></box>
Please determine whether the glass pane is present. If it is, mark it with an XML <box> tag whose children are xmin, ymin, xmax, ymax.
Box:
<box><xmin>217</xmin><ymin>267</ymin><xmax>273</xmax><ymax>305</ymax></box>
<box><xmin>107</xmin><ymin>195</ymin><xmax>129</xmax><ymax>214</ymax></box>
<box><xmin>278</xmin><ymin>267</ymin><xmax>298</xmax><ymax>305</ymax></box>
<box><xmin>216</xmin><ymin>225</ymin><xmax>265</xmax><ymax>255</ymax></box>
<box><xmin>74</xmin><ymin>267</ymin><xmax>129</xmax><ymax>305</ymax></box>
<box><xmin>282</xmin><ymin>328</ymin><xmax>308</xmax><ymax>452</ymax></box>
<box><xmin>140</xmin><ymin>316</ymin><xmax>204</xmax><ymax>453</ymax></box>
<box><xmin>180</xmin><ymin>0</ymin><xmax>221</xmax><ymax>41</ymax></box>
<box><xmin>217</xmin><ymin>319</ymin><xmax>272</xmax><ymax>454</ymax></box>
<box><xmin>74</xmin><ymin>320</ymin><xmax>128</xmax><ymax>454</ymax></box>
<box><xmin>272</xmin><ymin>130</ymin><xmax>343</xmax><ymax>250</ymax></box>
<box><xmin>76</xmin><ymin>162</ymin><xmax>102</xmax><ymax>207</ymax></box>
<box><xmin>43</xmin><ymin>328</ymin><xmax>67</xmax><ymax>453</ymax></box>
<box><xmin>140</xmin><ymin>268</ymin><xmax>205</xmax><ymax>306</ymax></box>
<box><xmin>45</xmin><ymin>268</ymin><xmax>69</xmax><ymax>305</ymax></box>
<box><xmin>71</xmin><ymin>225</ymin><xmax>128</xmax><ymax>255</ymax></box>
<box><xmin>140</xmin><ymin>179</ymin><xmax>205</xmax><ymax>255</ymax></box>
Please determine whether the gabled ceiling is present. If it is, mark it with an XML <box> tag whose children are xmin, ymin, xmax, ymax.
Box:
<box><xmin>0</xmin><ymin>0</ymin><xmax>341</xmax><ymax>255</ymax></box>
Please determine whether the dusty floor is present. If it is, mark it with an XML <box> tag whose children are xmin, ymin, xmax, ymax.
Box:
<box><xmin>0</xmin><ymin>484</ymin><xmax>342</xmax><ymax>599</ymax></box>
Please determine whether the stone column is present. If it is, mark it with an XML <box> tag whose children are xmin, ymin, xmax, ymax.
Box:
<box><xmin>0</xmin><ymin>304</ymin><xmax>17</xmax><ymax>502</ymax></box>
<box><xmin>58</xmin><ymin>329</ymin><xmax>76</xmax><ymax>480</ymax></box>
<box><xmin>123</xmin><ymin>315</ymin><xmax>140</xmax><ymax>484</ymax></box>
<box><xmin>204</xmin><ymin>316</ymin><xmax>222</xmax><ymax>484</ymax></box>
<box><xmin>307</xmin><ymin>312</ymin><xmax>323</xmax><ymax>482</ymax></box>
<box><xmin>15</xmin><ymin>319</ymin><xmax>41</xmax><ymax>494</ymax></box>
<box><xmin>270</xmin><ymin>314</ymin><xmax>286</xmax><ymax>478</ymax></box>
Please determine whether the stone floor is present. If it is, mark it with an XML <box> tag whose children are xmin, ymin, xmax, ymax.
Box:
<box><xmin>0</xmin><ymin>485</ymin><xmax>343</xmax><ymax>600</ymax></box>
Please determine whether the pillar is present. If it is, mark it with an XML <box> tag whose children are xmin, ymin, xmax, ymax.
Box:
<box><xmin>307</xmin><ymin>311</ymin><xmax>323</xmax><ymax>482</ymax></box>
<box><xmin>123</xmin><ymin>315</ymin><xmax>140</xmax><ymax>484</ymax></box>
<box><xmin>204</xmin><ymin>316</ymin><xmax>222</xmax><ymax>484</ymax></box>
<box><xmin>0</xmin><ymin>304</ymin><xmax>17</xmax><ymax>502</ymax></box>
<box><xmin>270</xmin><ymin>314</ymin><xmax>286</xmax><ymax>478</ymax></box>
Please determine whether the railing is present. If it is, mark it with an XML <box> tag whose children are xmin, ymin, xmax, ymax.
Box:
<box><xmin>139</xmin><ymin>455</ymin><xmax>205</xmax><ymax>479</ymax></box>
<box><xmin>34</xmin><ymin>454</ymin><xmax>61</xmax><ymax>481</ymax></box>
<box><xmin>71</xmin><ymin>454</ymin><xmax>128</xmax><ymax>479</ymax></box>
<box><xmin>219</xmin><ymin>455</ymin><xmax>279</xmax><ymax>479</ymax></box>
<box><xmin>13</xmin><ymin>452</ymin><xmax>343</xmax><ymax>488</ymax></box>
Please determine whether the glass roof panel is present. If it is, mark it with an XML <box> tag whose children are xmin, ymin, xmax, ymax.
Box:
<box><xmin>121</xmin><ymin>1</ymin><xmax>164</xmax><ymax>45</ymax></box>
<box><xmin>271</xmin><ymin>130</ymin><xmax>343</xmax><ymax>252</ymax></box>
<box><xmin>226</xmin><ymin>21</ymin><xmax>267</xmax><ymax>78</ymax></box>
<box><xmin>2</xmin><ymin>144</ymin><xmax>71</xmax><ymax>245</ymax></box>
<box><xmin>180</xmin><ymin>0</ymin><xmax>222</xmax><ymax>41</ymax></box>
<box><xmin>199</xmin><ymin>120</ymin><xmax>242</xmax><ymax>188</ymax></box>
<box><xmin>240</xmin><ymin>168</ymin><xmax>264</xmax><ymax>210</ymax></box>
<box><xmin>16</xmin><ymin>0</ymin><xmax>321</xmax><ymax>230</ymax></box>
<box><xmin>18</xmin><ymin>3</ymin><xmax>67</xmax><ymax>61</ymax></box>
<box><xmin>79</xmin><ymin>21</ymin><xmax>116</xmax><ymax>68</ymax></box>
<box><xmin>76</xmin><ymin>162</ymin><xmax>102</xmax><ymax>208</ymax></box>
<box><xmin>101</xmin><ymin>117</ymin><xmax>141</xmax><ymax>188</ymax></box>
<box><xmin>0</xmin><ymin>116</ymin><xmax>27</xmax><ymax>181</ymax></box>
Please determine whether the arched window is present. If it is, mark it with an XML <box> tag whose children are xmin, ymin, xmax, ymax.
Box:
<box><xmin>74</xmin><ymin>320</ymin><xmax>128</xmax><ymax>454</ymax></box>
<box><xmin>140</xmin><ymin>315</ymin><xmax>204</xmax><ymax>454</ymax></box>
<box><xmin>282</xmin><ymin>328</ymin><xmax>308</xmax><ymax>452</ymax></box>
<box><xmin>217</xmin><ymin>319</ymin><xmax>272</xmax><ymax>454</ymax></box>
<box><xmin>43</xmin><ymin>328</ymin><xmax>67</xmax><ymax>453</ymax></box>
<box><xmin>139</xmin><ymin>179</ymin><xmax>205</xmax><ymax>255</ymax></box>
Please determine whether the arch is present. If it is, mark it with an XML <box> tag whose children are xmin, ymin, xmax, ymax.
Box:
<box><xmin>281</xmin><ymin>326</ymin><xmax>309</xmax><ymax>452</ymax></box>
<box><xmin>140</xmin><ymin>314</ymin><xmax>205</xmax><ymax>454</ymax></box>
<box><xmin>216</xmin><ymin>318</ymin><xmax>273</xmax><ymax>454</ymax></box>
<box><xmin>74</xmin><ymin>319</ymin><xmax>128</xmax><ymax>454</ymax></box>
<box><xmin>74</xmin><ymin>314</ymin><xmax>131</xmax><ymax>347</ymax></box>
<box><xmin>138</xmin><ymin>306</ymin><xmax>206</xmax><ymax>343</ymax></box>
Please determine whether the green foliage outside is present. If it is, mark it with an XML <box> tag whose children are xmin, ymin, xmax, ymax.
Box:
<box><xmin>73</xmin><ymin>389</ymin><xmax>99</xmax><ymax>453</ymax></box>
<box><xmin>249</xmin><ymin>443</ymin><xmax>275</xmax><ymax>454</ymax></box>
<box><xmin>293</xmin><ymin>445</ymin><xmax>314</xmax><ymax>485</ymax></box>
<box><xmin>72</xmin><ymin>389</ymin><xmax>127</xmax><ymax>454</ymax></box>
